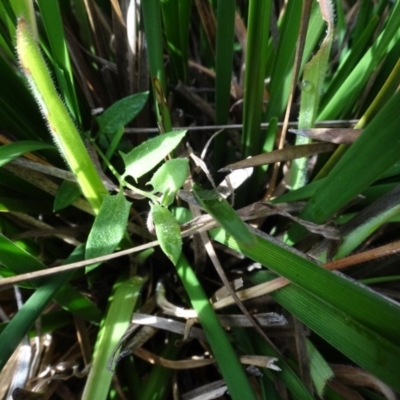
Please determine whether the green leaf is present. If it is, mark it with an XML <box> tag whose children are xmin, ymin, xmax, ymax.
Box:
<box><xmin>0</xmin><ymin>239</ymin><xmax>103</xmax><ymax>370</ymax></box>
<box><xmin>121</xmin><ymin>130</ymin><xmax>186</xmax><ymax>181</ymax></box>
<box><xmin>96</xmin><ymin>92</ymin><xmax>149</xmax><ymax>135</ymax></box>
<box><xmin>250</xmin><ymin>270</ymin><xmax>400</xmax><ymax>392</ymax></box>
<box><xmin>175</xmin><ymin>255</ymin><xmax>257</xmax><ymax>400</ymax></box>
<box><xmin>36</xmin><ymin>0</ymin><xmax>80</xmax><ymax>121</ymax></box>
<box><xmin>82</xmin><ymin>276</ymin><xmax>146</xmax><ymax>400</ymax></box>
<box><xmin>53</xmin><ymin>180</ymin><xmax>82</xmax><ymax>211</ymax></box>
<box><xmin>160</xmin><ymin>0</ymin><xmax>191</xmax><ymax>83</ymax></box>
<box><xmin>242</xmin><ymin>0</ymin><xmax>271</xmax><ymax>156</ymax></box>
<box><xmin>170</xmin><ymin>206</ymin><xmax>193</xmax><ymax>224</ymax></box>
<box><xmin>0</xmin><ymin>273</ymin><xmax>72</xmax><ymax>370</ymax></box>
<box><xmin>0</xmin><ymin>140</ymin><xmax>54</xmax><ymax>168</ymax></box>
<box><xmin>212</xmin><ymin>227</ymin><xmax>400</xmax><ymax>344</ymax></box>
<box><xmin>192</xmin><ymin>183</ymin><xmax>256</xmax><ymax>247</ymax></box>
<box><xmin>289</xmin><ymin>0</ymin><xmax>334</xmax><ymax>190</ymax></box>
<box><xmin>307</xmin><ymin>339</ymin><xmax>333</xmax><ymax>397</ymax></box>
<box><xmin>150</xmin><ymin>202</ymin><xmax>182</xmax><ymax>265</ymax></box>
<box><xmin>85</xmin><ymin>191</ymin><xmax>131</xmax><ymax>265</ymax></box>
<box><xmin>148</xmin><ymin>158</ymin><xmax>189</xmax><ymax>195</ymax></box>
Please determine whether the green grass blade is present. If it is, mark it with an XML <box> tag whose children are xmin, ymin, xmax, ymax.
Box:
<box><xmin>0</xmin><ymin>239</ymin><xmax>102</xmax><ymax>370</ymax></box>
<box><xmin>320</xmin><ymin>15</ymin><xmax>380</xmax><ymax>112</ymax></box>
<box><xmin>138</xmin><ymin>334</ymin><xmax>181</xmax><ymax>400</ymax></box>
<box><xmin>16</xmin><ymin>17</ymin><xmax>108</xmax><ymax>213</ymax></box>
<box><xmin>242</xmin><ymin>0</ymin><xmax>271</xmax><ymax>156</ymax></box>
<box><xmin>0</xmin><ymin>272</ymin><xmax>74</xmax><ymax>370</ymax></box>
<box><xmin>82</xmin><ymin>276</ymin><xmax>146</xmax><ymax>400</ymax></box>
<box><xmin>192</xmin><ymin>183</ymin><xmax>256</xmax><ymax>247</ymax></box>
<box><xmin>0</xmin><ymin>235</ymin><xmax>102</xmax><ymax>322</ymax></box>
<box><xmin>289</xmin><ymin>0</ymin><xmax>334</xmax><ymax>190</ymax></box>
<box><xmin>350</xmin><ymin>0</ymin><xmax>373</xmax><ymax>45</ymax></box>
<box><xmin>175</xmin><ymin>254</ymin><xmax>257</xmax><ymax>400</ymax></box>
<box><xmin>265</xmin><ymin>0</ymin><xmax>302</xmax><ymax>122</ymax></box>
<box><xmin>318</xmin><ymin>1</ymin><xmax>400</xmax><ymax>120</ymax></box>
<box><xmin>0</xmin><ymin>310</ymin><xmax>72</xmax><ymax>337</ymax></box>
<box><xmin>36</xmin><ymin>0</ymin><xmax>80</xmax><ymax>122</ymax></box>
<box><xmin>142</xmin><ymin>0</ymin><xmax>168</xmax><ymax>127</ymax></box>
<box><xmin>306</xmin><ymin>339</ymin><xmax>334</xmax><ymax>397</ymax></box>
<box><xmin>251</xmin><ymin>270</ymin><xmax>400</xmax><ymax>393</ymax></box>
<box><xmin>300</xmin><ymin>1</ymin><xmax>326</xmax><ymax>70</ymax></box>
<box><xmin>334</xmin><ymin>186</ymin><xmax>400</xmax><ymax>259</ymax></box>
<box><xmin>211</xmin><ymin>228</ymin><xmax>400</xmax><ymax>345</ymax></box>
<box><xmin>160</xmin><ymin>0</ymin><xmax>190</xmax><ymax>83</ymax></box>
<box><xmin>296</xmin><ymin>90</ymin><xmax>400</xmax><ymax>231</ymax></box>
<box><xmin>360</xmin><ymin>39</ymin><xmax>400</xmax><ymax>116</ymax></box>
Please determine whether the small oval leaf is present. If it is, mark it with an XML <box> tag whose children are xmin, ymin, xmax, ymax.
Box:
<box><xmin>85</xmin><ymin>191</ymin><xmax>131</xmax><ymax>269</ymax></box>
<box><xmin>148</xmin><ymin>158</ymin><xmax>189</xmax><ymax>194</ymax></box>
<box><xmin>150</xmin><ymin>203</ymin><xmax>182</xmax><ymax>265</ymax></box>
<box><xmin>121</xmin><ymin>130</ymin><xmax>186</xmax><ymax>180</ymax></box>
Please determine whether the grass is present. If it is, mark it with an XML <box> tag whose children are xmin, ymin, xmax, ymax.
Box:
<box><xmin>0</xmin><ymin>0</ymin><xmax>399</xmax><ymax>398</ymax></box>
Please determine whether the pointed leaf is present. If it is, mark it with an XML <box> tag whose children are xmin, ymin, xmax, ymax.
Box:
<box><xmin>0</xmin><ymin>140</ymin><xmax>54</xmax><ymax>168</ymax></box>
<box><xmin>96</xmin><ymin>92</ymin><xmax>149</xmax><ymax>135</ymax></box>
<box><xmin>54</xmin><ymin>180</ymin><xmax>82</xmax><ymax>211</ymax></box>
<box><xmin>121</xmin><ymin>130</ymin><xmax>186</xmax><ymax>180</ymax></box>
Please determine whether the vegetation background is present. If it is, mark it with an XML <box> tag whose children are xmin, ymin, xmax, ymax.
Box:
<box><xmin>0</xmin><ymin>0</ymin><xmax>399</xmax><ymax>399</ymax></box>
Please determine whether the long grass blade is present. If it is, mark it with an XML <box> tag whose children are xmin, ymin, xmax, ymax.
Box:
<box><xmin>175</xmin><ymin>254</ymin><xmax>257</xmax><ymax>400</ymax></box>
<box><xmin>242</xmin><ymin>0</ymin><xmax>271</xmax><ymax>156</ymax></box>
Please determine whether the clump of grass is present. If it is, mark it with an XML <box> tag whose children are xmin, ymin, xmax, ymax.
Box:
<box><xmin>0</xmin><ymin>1</ymin><xmax>400</xmax><ymax>399</ymax></box>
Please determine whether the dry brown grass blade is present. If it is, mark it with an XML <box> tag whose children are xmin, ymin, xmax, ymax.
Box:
<box><xmin>289</xmin><ymin>128</ymin><xmax>362</xmax><ymax>144</ymax></box>
<box><xmin>194</xmin><ymin>0</ymin><xmax>216</xmax><ymax>56</ymax></box>
<box><xmin>134</xmin><ymin>347</ymin><xmax>279</xmax><ymax>370</ymax></box>
<box><xmin>331</xmin><ymin>365</ymin><xmax>396</xmax><ymax>400</ymax></box>
<box><xmin>182</xmin><ymin>380</ymin><xmax>227</xmax><ymax>400</ymax></box>
<box><xmin>220</xmin><ymin>142</ymin><xmax>337</xmax><ymax>171</ymax></box>
<box><xmin>175</xmin><ymin>81</ymin><xmax>216</xmax><ymax>122</ymax></box>
<box><xmin>4</xmin><ymin>163</ymin><xmax>94</xmax><ymax>215</ymax></box>
<box><xmin>125</xmin><ymin>119</ymin><xmax>359</xmax><ymax>134</ymax></box>
<box><xmin>83</xmin><ymin>0</ymin><xmax>112</xmax><ymax>59</ymax></box>
<box><xmin>324</xmin><ymin>240</ymin><xmax>400</xmax><ymax>271</ymax></box>
<box><xmin>111</xmin><ymin>0</ymin><xmax>132</xmax><ymax>97</ymax></box>
<box><xmin>64</xmin><ymin>26</ymin><xmax>106</xmax><ymax>108</ymax></box>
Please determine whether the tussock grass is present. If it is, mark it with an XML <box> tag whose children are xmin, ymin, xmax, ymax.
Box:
<box><xmin>0</xmin><ymin>1</ymin><xmax>399</xmax><ymax>398</ymax></box>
